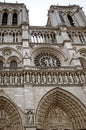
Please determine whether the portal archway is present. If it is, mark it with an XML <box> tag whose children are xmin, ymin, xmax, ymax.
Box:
<box><xmin>36</xmin><ymin>87</ymin><xmax>86</xmax><ymax>130</ymax></box>
<box><xmin>0</xmin><ymin>96</ymin><xmax>23</xmax><ymax>130</ymax></box>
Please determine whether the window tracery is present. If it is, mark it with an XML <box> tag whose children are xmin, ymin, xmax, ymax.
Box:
<box><xmin>0</xmin><ymin>29</ymin><xmax>21</xmax><ymax>43</ymax></box>
<box><xmin>34</xmin><ymin>53</ymin><xmax>61</xmax><ymax>67</ymax></box>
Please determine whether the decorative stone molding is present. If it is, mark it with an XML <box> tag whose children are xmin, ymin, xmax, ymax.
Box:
<box><xmin>16</xmin><ymin>45</ymin><xmax>22</xmax><ymax>51</ymax></box>
<box><xmin>2</xmin><ymin>48</ymin><xmax>12</xmax><ymax>56</ymax></box>
<box><xmin>0</xmin><ymin>68</ymin><xmax>85</xmax><ymax>86</ymax></box>
<box><xmin>0</xmin><ymin>92</ymin><xmax>23</xmax><ymax>130</ymax></box>
<box><xmin>34</xmin><ymin>53</ymin><xmax>61</xmax><ymax>67</ymax></box>
<box><xmin>36</xmin><ymin>87</ymin><xmax>86</xmax><ymax>130</ymax></box>
<box><xmin>80</xmin><ymin>51</ymin><xmax>86</xmax><ymax>58</ymax></box>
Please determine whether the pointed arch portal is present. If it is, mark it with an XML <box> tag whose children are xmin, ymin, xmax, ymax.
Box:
<box><xmin>36</xmin><ymin>88</ymin><xmax>86</xmax><ymax>130</ymax></box>
<box><xmin>0</xmin><ymin>96</ymin><xmax>23</xmax><ymax>130</ymax></box>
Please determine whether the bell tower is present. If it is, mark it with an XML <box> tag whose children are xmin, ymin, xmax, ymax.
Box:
<box><xmin>0</xmin><ymin>2</ymin><xmax>30</xmax><ymax>67</ymax></box>
<box><xmin>0</xmin><ymin>2</ymin><xmax>29</xmax><ymax>25</ymax></box>
<box><xmin>47</xmin><ymin>5</ymin><xmax>86</xmax><ymax>27</ymax></box>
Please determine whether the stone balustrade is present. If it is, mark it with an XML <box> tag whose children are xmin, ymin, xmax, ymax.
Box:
<box><xmin>0</xmin><ymin>27</ymin><xmax>22</xmax><ymax>43</ymax></box>
<box><xmin>30</xmin><ymin>27</ymin><xmax>57</xmax><ymax>44</ymax></box>
<box><xmin>0</xmin><ymin>67</ymin><xmax>85</xmax><ymax>86</ymax></box>
<box><xmin>0</xmin><ymin>26</ymin><xmax>86</xmax><ymax>45</ymax></box>
<box><xmin>29</xmin><ymin>26</ymin><xmax>86</xmax><ymax>44</ymax></box>
<box><xmin>67</xmin><ymin>27</ymin><xmax>86</xmax><ymax>44</ymax></box>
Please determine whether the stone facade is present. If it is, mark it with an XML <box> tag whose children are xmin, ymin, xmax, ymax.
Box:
<box><xmin>0</xmin><ymin>2</ymin><xmax>86</xmax><ymax>130</ymax></box>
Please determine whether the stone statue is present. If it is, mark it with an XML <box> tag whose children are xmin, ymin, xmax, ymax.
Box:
<box><xmin>10</xmin><ymin>74</ymin><xmax>13</xmax><ymax>85</ymax></box>
<box><xmin>63</xmin><ymin>73</ymin><xmax>68</xmax><ymax>84</ymax></box>
<box><xmin>74</xmin><ymin>73</ymin><xmax>79</xmax><ymax>83</ymax></box>
<box><xmin>79</xmin><ymin>73</ymin><xmax>85</xmax><ymax>83</ymax></box>
<box><xmin>42</xmin><ymin>73</ymin><xmax>46</xmax><ymax>84</ymax></box>
<box><xmin>47</xmin><ymin>73</ymin><xmax>52</xmax><ymax>84</ymax></box>
<box><xmin>20</xmin><ymin>74</ymin><xmax>23</xmax><ymax>84</ymax></box>
<box><xmin>27</xmin><ymin>111</ymin><xmax>34</xmax><ymax>126</ymax></box>
<box><xmin>15</xmin><ymin>74</ymin><xmax>18</xmax><ymax>84</ymax></box>
<box><xmin>52</xmin><ymin>73</ymin><xmax>57</xmax><ymax>84</ymax></box>
<box><xmin>4</xmin><ymin>74</ymin><xmax>8</xmax><ymax>85</ymax></box>
<box><xmin>69</xmin><ymin>73</ymin><xmax>74</xmax><ymax>83</ymax></box>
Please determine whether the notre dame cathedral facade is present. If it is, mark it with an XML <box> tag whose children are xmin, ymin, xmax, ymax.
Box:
<box><xmin>0</xmin><ymin>2</ymin><xmax>86</xmax><ymax>130</ymax></box>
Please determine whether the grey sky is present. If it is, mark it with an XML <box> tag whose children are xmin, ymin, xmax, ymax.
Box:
<box><xmin>0</xmin><ymin>0</ymin><xmax>86</xmax><ymax>26</ymax></box>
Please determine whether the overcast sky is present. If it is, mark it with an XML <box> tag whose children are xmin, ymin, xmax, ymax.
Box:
<box><xmin>0</xmin><ymin>0</ymin><xmax>86</xmax><ymax>26</ymax></box>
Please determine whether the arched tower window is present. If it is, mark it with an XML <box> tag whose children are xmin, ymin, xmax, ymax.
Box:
<box><xmin>2</xmin><ymin>12</ymin><xmax>8</xmax><ymax>25</ymax></box>
<box><xmin>12</xmin><ymin>13</ymin><xmax>18</xmax><ymax>25</ymax></box>
<box><xmin>10</xmin><ymin>61</ymin><xmax>17</xmax><ymax>69</ymax></box>
<box><xmin>59</xmin><ymin>12</ymin><xmax>65</xmax><ymax>23</ymax></box>
<box><xmin>0</xmin><ymin>61</ymin><xmax>3</xmax><ymax>69</ymax></box>
<box><xmin>67</xmin><ymin>14</ymin><xmax>75</xmax><ymax>26</ymax></box>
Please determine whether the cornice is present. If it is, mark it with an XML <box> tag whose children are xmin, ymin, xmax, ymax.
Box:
<box><xmin>67</xmin><ymin>26</ymin><xmax>86</xmax><ymax>31</ymax></box>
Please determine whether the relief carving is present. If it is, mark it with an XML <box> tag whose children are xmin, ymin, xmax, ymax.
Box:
<box><xmin>2</xmin><ymin>48</ymin><xmax>12</xmax><ymax>57</ymax></box>
<box><xmin>80</xmin><ymin>51</ymin><xmax>86</xmax><ymax>59</ymax></box>
<box><xmin>45</xmin><ymin>106</ymin><xmax>72</xmax><ymax>130</ymax></box>
<box><xmin>16</xmin><ymin>46</ymin><xmax>22</xmax><ymax>51</ymax></box>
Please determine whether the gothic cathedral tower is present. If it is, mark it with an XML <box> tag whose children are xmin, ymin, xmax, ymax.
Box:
<box><xmin>0</xmin><ymin>2</ymin><xmax>86</xmax><ymax>130</ymax></box>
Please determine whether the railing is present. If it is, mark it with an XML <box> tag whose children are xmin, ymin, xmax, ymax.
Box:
<box><xmin>29</xmin><ymin>26</ymin><xmax>57</xmax><ymax>44</ymax></box>
<box><xmin>0</xmin><ymin>67</ymin><xmax>85</xmax><ymax>86</ymax></box>
<box><xmin>29</xmin><ymin>26</ymin><xmax>86</xmax><ymax>44</ymax></box>
<box><xmin>0</xmin><ymin>26</ymin><xmax>22</xmax><ymax>43</ymax></box>
<box><xmin>67</xmin><ymin>27</ymin><xmax>86</xmax><ymax>44</ymax></box>
<box><xmin>24</xmin><ymin>66</ymin><xmax>80</xmax><ymax>71</ymax></box>
<box><xmin>0</xmin><ymin>67</ymin><xmax>24</xmax><ymax>71</ymax></box>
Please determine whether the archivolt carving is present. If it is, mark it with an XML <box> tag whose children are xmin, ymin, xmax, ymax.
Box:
<box><xmin>0</xmin><ymin>56</ymin><xmax>5</xmax><ymax>63</ymax></box>
<box><xmin>7</xmin><ymin>55</ymin><xmax>20</xmax><ymax>63</ymax></box>
<box><xmin>36</xmin><ymin>88</ymin><xmax>86</xmax><ymax>130</ymax></box>
<box><xmin>0</xmin><ymin>91</ymin><xmax>23</xmax><ymax>130</ymax></box>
